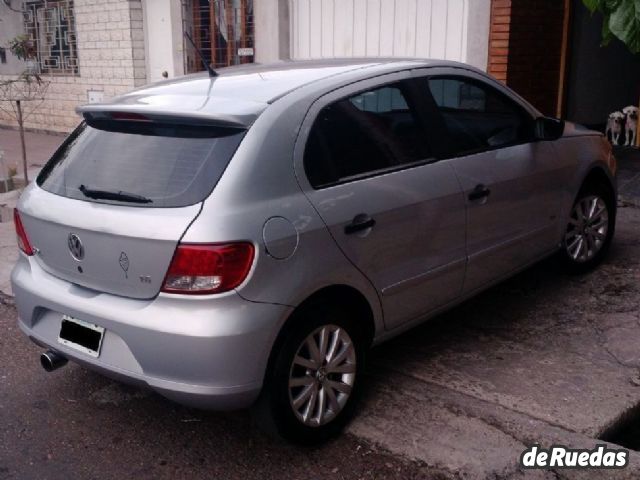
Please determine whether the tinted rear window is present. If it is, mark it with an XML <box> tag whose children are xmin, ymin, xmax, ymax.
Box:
<box><xmin>37</xmin><ymin>122</ymin><xmax>245</xmax><ymax>207</ymax></box>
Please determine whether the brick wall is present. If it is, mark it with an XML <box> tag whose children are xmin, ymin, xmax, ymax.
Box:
<box><xmin>0</xmin><ymin>0</ymin><xmax>146</xmax><ymax>133</ymax></box>
<box><xmin>488</xmin><ymin>0</ymin><xmax>512</xmax><ymax>83</ymax></box>
<box><xmin>488</xmin><ymin>0</ymin><xmax>568</xmax><ymax>116</ymax></box>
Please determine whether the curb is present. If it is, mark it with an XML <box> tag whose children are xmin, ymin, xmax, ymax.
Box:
<box><xmin>619</xmin><ymin>196</ymin><xmax>640</xmax><ymax>209</ymax></box>
<box><xmin>0</xmin><ymin>290</ymin><xmax>14</xmax><ymax>304</ymax></box>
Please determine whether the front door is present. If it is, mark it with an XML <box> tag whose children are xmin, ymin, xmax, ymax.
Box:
<box><xmin>295</xmin><ymin>73</ymin><xmax>467</xmax><ymax>329</ymax></box>
<box><xmin>421</xmin><ymin>73</ymin><xmax>567</xmax><ymax>294</ymax></box>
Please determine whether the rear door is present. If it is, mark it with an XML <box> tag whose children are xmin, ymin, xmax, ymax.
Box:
<box><xmin>417</xmin><ymin>70</ymin><xmax>568</xmax><ymax>293</ymax></box>
<box><xmin>20</xmin><ymin>118</ymin><xmax>245</xmax><ymax>299</ymax></box>
<box><xmin>295</xmin><ymin>73</ymin><xmax>467</xmax><ymax>329</ymax></box>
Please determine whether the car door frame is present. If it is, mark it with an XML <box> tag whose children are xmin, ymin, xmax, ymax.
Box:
<box><xmin>292</xmin><ymin>70</ymin><xmax>469</xmax><ymax>330</ymax></box>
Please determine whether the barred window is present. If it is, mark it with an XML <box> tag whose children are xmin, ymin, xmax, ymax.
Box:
<box><xmin>24</xmin><ymin>0</ymin><xmax>78</xmax><ymax>75</ymax></box>
<box><xmin>184</xmin><ymin>0</ymin><xmax>255</xmax><ymax>72</ymax></box>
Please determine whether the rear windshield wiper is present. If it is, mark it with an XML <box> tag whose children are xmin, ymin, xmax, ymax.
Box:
<box><xmin>79</xmin><ymin>184</ymin><xmax>153</xmax><ymax>204</ymax></box>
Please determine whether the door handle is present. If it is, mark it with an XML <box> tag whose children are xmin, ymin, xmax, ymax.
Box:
<box><xmin>468</xmin><ymin>184</ymin><xmax>491</xmax><ymax>202</ymax></box>
<box><xmin>345</xmin><ymin>214</ymin><xmax>376</xmax><ymax>235</ymax></box>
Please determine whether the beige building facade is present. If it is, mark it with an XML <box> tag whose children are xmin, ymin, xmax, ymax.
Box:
<box><xmin>0</xmin><ymin>0</ymin><xmax>492</xmax><ymax>134</ymax></box>
<box><xmin>0</xmin><ymin>0</ymin><xmax>146</xmax><ymax>133</ymax></box>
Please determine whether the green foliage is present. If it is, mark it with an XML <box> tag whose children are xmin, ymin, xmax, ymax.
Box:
<box><xmin>7</xmin><ymin>34</ymin><xmax>36</xmax><ymax>61</ymax></box>
<box><xmin>583</xmin><ymin>0</ymin><xmax>640</xmax><ymax>53</ymax></box>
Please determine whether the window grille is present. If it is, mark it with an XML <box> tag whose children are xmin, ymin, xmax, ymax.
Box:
<box><xmin>23</xmin><ymin>0</ymin><xmax>79</xmax><ymax>76</ymax></box>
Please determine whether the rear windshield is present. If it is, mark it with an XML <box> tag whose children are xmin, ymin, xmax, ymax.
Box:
<box><xmin>37</xmin><ymin>121</ymin><xmax>246</xmax><ymax>208</ymax></box>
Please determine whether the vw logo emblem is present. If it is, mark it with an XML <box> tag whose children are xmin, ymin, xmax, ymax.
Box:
<box><xmin>68</xmin><ymin>233</ymin><xmax>84</xmax><ymax>261</ymax></box>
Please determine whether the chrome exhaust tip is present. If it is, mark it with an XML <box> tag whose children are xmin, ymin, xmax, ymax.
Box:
<box><xmin>40</xmin><ymin>350</ymin><xmax>68</xmax><ymax>372</ymax></box>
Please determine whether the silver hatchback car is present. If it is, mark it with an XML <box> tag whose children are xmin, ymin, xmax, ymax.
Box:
<box><xmin>12</xmin><ymin>59</ymin><xmax>616</xmax><ymax>443</ymax></box>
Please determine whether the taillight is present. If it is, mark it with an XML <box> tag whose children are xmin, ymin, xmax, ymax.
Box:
<box><xmin>14</xmin><ymin>209</ymin><xmax>34</xmax><ymax>256</ymax></box>
<box><xmin>161</xmin><ymin>243</ymin><xmax>254</xmax><ymax>295</ymax></box>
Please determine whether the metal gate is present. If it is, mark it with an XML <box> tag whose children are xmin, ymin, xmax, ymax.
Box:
<box><xmin>183</xmin><ymin>0</ymin><xmax>254</xmax><ymax>73</ymax></box>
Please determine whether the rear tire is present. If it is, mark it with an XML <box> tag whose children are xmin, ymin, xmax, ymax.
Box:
<box><xmin>560</xmin><ymin>182</ymin><xmax>615</xmax><ymax>273</ymax></box>
<box><xmin>252</xmin><ymin>303</ymin><xmax>366</xmax><ymax>445</ymax></box>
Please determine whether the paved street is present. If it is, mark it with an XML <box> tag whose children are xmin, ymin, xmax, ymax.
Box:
<box><xmin>2</xmin><ymin>205</ymin><xmax>640</xmax><ymax>479</ymax></box>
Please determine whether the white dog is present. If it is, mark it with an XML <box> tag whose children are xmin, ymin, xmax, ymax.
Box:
<box><xmin>606</xmin><ymin>111</ymin><xmax>625</xmax><ymax>146</ymax></box>
<box><xmin>623</xmin><ymin>105</ymin><xmax>638</xmax><ymax>146</ymax></box>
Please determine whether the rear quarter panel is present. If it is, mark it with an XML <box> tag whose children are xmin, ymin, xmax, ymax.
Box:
<box><xmin>180</xmin><ymin>87</ymin><xmax>385</xmax><ymax>336</ymax></box>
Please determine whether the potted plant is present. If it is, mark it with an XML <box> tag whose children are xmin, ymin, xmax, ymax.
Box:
<box><xmin>8</xmin><ymin>34</ymin><xmax>40</xmax><ymax>76</ymax></box>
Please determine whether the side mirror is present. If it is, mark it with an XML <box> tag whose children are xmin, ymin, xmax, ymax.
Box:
<box><xmin>535</xmin><ymin>117</ymin><xmax>565</xmax><ymax>141</ymax></box>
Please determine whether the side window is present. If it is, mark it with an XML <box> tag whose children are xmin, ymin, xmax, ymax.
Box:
<box><xmin>427</xmin><ymin>77</ymin><xmax>532</xmax><ymax>156</ymax></box>
<box><xmin>304</xmin><ymin>82</ymin><xmax>431</xmax><ymax>188</ymax></box>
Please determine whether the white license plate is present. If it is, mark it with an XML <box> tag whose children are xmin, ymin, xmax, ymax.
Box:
<box><xmin>58</xmin><ymin>315</ymin><xmax>105</xmax><ymax>358</ymax></box>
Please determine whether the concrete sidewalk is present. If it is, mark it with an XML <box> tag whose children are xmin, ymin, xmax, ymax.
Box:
<box><xmin>616</xmin><ymin>146</ymin><xmax>640</xmax><ymax>207</ymax></box>
<box><xmin>0</xmin><ymin>127</ymin><xmax>62</xmax><ymax>294</ymax></box>
<box><xmin>0</xmin><ymin>127</ymin><xmax>63</xmax><ymax>184</ymax></box>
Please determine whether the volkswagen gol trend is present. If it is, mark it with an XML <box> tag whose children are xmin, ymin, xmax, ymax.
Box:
<box><xmin>12</xmin><ymin>59</ymin><xmax>617</xmax><ymax>443</ymax></box>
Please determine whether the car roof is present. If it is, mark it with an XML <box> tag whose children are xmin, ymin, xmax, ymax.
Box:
<box><xmin>77</xmin><ymin>58</ymin><xmax>472</xmax><ymax>127</ymax></box>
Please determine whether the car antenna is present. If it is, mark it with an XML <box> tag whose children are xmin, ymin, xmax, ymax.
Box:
<box><xmin>184</xmin><ymin>32</ymin><xmax>218</xmax><ymax>78</ymax></box>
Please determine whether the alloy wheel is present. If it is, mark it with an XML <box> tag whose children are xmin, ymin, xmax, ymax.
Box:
<box><xmin>565</xmin><ymin>195</ymin><xmax>609</xmax><ymax>263</ymax></box>
<box><xmin>288</xmin><ymin>324</ymin><xmax>357</xmax><ymax>427</ymax></box>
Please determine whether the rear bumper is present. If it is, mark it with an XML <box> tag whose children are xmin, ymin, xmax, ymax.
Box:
<box><xmin>12</xmin><ymin>255</ymin><xmax>293</xmax><ymax>410</ymax></box>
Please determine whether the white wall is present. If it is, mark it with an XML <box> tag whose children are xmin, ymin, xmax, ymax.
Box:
<box><xmin>466</xmin><ymin>0</ymin><xmax>490</xmax><ymax>71</ymax></box>
<box><xmin>289</xmin><ymin>0</ymin><xmax>490</xmax><ymax>71</ymax></box>
<box><xmin>142</xmin><ymin>0</ymin><xmax>184</xmax><ymax>82</ymax></box>
<box><xmin>0</xmin><ymin>5</ymin><xmax>27</xmax><ymax>75</ymax></box>
<box><xmin>255</xmin><ymin>0</ymin><xmax>290</xmax><ymax>63</ymax></box>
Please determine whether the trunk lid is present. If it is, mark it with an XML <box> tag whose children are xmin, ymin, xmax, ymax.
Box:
<box><xmin>19</xmin><ymin>188</ymin><xmax>200</xmax><ymax>299</ymax></box>
<box><xmin>20</xmin><ymin>117</ymin><xmax>246</xmax><ymax>299</ymax></box>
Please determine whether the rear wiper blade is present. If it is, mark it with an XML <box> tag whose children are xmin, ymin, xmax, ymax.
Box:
<box><xmin>79</xmin><ymin>184</ymin><xmax>153</xmax><ymax>204</ymax></box>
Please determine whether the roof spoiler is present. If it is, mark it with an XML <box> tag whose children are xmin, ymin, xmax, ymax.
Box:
<box><xmin>76</xmin><ymin>105</ymin><xmax>253</xmax><ymax>129</ymax></box>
